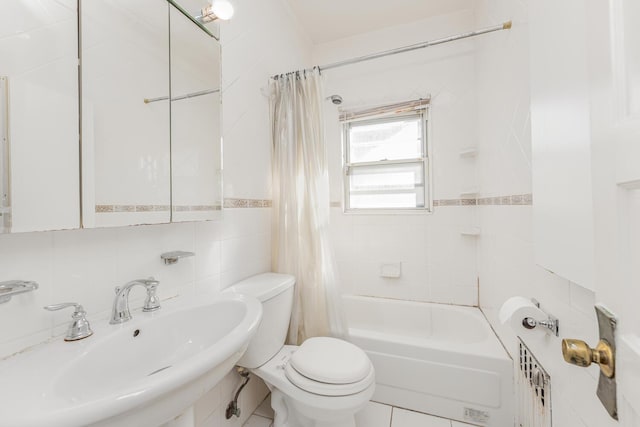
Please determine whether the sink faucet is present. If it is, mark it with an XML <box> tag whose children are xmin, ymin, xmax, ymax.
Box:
<box><xmin>110</xmin><ymin>278</ymin><xmax>160</xmax><ymax>324</ymax></box>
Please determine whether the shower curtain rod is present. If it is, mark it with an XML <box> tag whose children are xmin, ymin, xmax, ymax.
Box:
<box><xmin>272</xmin><ymin>21</ymin><xmax>512</xmax><ymax>79</ymax></box>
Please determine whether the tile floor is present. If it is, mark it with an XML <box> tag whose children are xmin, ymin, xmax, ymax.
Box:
<box><xmin>242</xmin><ymin>398</ymin><xmax>476</xmax><ymax>427</ymax></box>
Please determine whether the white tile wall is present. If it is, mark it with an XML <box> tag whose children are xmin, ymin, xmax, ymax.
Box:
<box><xmin>474</xmin><ymin>0</ymin><xmax>618</xmax><ymax>426</ymax></box>
<box><xmin>315</xmin><ymin>10</ymin><xmax>479</xmax><ymax>306</ymax></box>
<box><xmin>0</xmin><ymin>209</ymin><xmax>271</xmax><ymax>359</ymax></box>
<box><xmin>221</xmin><ymin>0</ymin><xmax>312</xmax><ymax>201</ymax></box>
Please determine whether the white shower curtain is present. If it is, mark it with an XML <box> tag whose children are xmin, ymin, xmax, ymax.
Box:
<box><xmin>270</xmin><ymin>68</ymin><xmax>347</xmax><ymax>344</ymax></box>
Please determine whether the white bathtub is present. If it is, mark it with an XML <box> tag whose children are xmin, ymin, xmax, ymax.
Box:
<box><xmin>344</xmin><ymin>295</ymin><xmax>513</xmax><ymax>427</ymax></box>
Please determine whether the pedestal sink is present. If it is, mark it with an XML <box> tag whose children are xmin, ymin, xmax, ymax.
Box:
<box><xmin>0</xmin><ymin>292</ymin><xmax>262</xmax><ymax>427</ymax></box>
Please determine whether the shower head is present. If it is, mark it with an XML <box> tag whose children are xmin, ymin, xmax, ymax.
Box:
<box><xmin>328</xmin><ymin>95</ymin><xmax>343</xmax><ymax>105</ymax></box>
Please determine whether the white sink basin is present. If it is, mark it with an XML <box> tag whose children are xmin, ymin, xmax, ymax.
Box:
<box><xmin>0</xmin><ymin>292</ymin><xmax>262</xmax><ymax>427</ymax></box>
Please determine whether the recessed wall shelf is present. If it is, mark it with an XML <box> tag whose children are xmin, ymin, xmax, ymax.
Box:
<box><xmin>459</xmin><ymin>148</ymin><xmax>478</xmax><ymax>158</ymax></box>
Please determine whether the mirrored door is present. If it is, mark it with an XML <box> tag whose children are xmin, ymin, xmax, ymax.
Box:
<box><xmin>80</xmin><ymin>0</ymin><xmax>222</xmax><ymax>228</ymax></box>
<box><xmin>0</xmin><ymin>1</ymin><xmax>80</xmax><ymax>233</ymax></box>
<box><xmin>169</xmin><ymin>3</ymin><xmax>222</xmax><ymax>222</ymax></box>
<box><xmin>81</xmin><ymin>0</ymin><xmax>172</xmax><ymax>228</ymax></box>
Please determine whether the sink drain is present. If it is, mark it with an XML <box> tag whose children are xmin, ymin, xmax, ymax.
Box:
<box><xmin>147</xmin><ymin>365</ymin><xmax>172</xmax><ymax>376</ymax></box>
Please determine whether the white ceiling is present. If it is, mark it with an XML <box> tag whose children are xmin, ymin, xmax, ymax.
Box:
<box><xmin>286</xmin><ymin>0</ymin><xmax>475</xmax><ymax>44</ymax></box>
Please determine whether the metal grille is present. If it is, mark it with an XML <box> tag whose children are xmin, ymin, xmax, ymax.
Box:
<box><xmin>518</xmin><ymin>338</ymin><xmax>552</xmax><ymax>427</ymax></box>
<box><xmin>0</xmin><ymin>76</ymin><xmax>11</xmax><ymax>233</ymax></box>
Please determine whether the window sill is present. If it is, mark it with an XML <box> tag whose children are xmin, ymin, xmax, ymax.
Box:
<box><xmin>340</xmin><ymin>207</ymin><xmax>433</xmax><ymax>215</ymax></box>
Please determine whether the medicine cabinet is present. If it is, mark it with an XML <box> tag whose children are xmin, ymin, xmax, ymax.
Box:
<box><xmin>0</xmin><ymin>0</ymin><xmax>222</xmax><ymax>233</ymax></box>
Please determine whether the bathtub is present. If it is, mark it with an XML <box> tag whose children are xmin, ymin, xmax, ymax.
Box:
<box><xmin>344</xmin><ymin>295</ymin><xmax>513</xmax><ymax>427</ymax></box>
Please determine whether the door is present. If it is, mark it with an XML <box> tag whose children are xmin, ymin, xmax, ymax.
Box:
<box><xmin>587</xmin><ymin>0</ymin><xmax>640</xmax><ymax>423</ymax></box>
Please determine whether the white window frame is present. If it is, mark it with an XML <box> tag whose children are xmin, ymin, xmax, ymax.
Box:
<box><xmin>342</xmin><ymin>107</ymin><xmax>432</xmax><ymax>214</ymax></box>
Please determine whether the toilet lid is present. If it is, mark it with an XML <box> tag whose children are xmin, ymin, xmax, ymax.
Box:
<box><xmin>288</xmin><ymin>337</ymin><xmax>372</xmax><ymax>385</ymax></box>
<box><xmin>285</xmin><ymin>359</ymin><xmax>375</xmax><ymax>396</ymax></box>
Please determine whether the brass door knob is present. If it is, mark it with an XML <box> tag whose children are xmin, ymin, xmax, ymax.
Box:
<box><xmin>561</xmin><ymin>338</ymin><xmax>615</xmax><ymax>378</ymax></box>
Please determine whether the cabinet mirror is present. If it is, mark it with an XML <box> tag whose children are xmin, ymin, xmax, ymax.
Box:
<box><xmin>169</xmin><ymin>2</ymin><xmax>222</xmax><ymax>222</ymax></box>
<box><xmin>81</xmin><ymin>0</ymin><xmax>222</xmax><ymax>228</ymax></box>
<box><xmin>0</xmin><ymin>1</ymin><xmax>80</xmax><ymax>233</ymax></box>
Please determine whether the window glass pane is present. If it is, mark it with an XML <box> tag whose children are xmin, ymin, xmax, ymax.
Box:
<box><xmin>349</xmin><ymin>115</ymin><xmax>423</xmax><ymax>163</ymax></box>
<box><xmin>348</xmin><ymin>162</ymin><xmax>425</xmax><ymax>209</ymax></box>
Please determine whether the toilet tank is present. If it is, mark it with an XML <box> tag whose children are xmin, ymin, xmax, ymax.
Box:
<box><xmin>226</xmin><ymin>273</ymin><xmax>295</xmax><ymax>369</ymax></box>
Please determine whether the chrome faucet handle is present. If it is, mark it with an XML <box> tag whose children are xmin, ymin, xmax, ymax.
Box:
<box><xmin>142</xmin><ymin>279</ymin><xmax>160</xmax><ymax>312</ymax></box>
<box><xmin>44</xmin><ymin>302</ymin><xmax>93</xmax><ymax>341</ymax></box>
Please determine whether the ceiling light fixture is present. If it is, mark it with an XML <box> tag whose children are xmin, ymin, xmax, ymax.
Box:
<box><xmin>198</xmin><ymin>0</ymin><xmax>234</xmax><ymax>23</ymax></box>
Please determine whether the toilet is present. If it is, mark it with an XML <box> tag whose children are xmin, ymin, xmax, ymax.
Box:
<box><xmin>226</xmin><ymin>273</ymin><xmax>375</xmax><ymax>427</ymax></box>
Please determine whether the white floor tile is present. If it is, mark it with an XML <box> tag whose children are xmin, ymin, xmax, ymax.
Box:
<box><xmin>242</xmin><ymin>414</ymin><xmax>272</xmax><ymax>427</ymax></box>
<box><xmin>253</xmin><ymin>394</ymin><xmax>274</xmax><ymax>419</ymax></box>
<box><xmin>391</xmin><ymin>408</ymin><xmax>451</xmax><ymax>427</ymax></box>
<box><xmin>356</xmin><ymin>401</ymin><xmax>392</xmax><ymax>427</ymax></box>
<box><xmin>246</xmin><ymin>399</ymin><xmax>465</xmax><ymax>427</ymax></box>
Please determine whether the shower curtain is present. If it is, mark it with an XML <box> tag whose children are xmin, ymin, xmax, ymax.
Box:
<box><xmin>269</xmin><ymin>68</ymin><xmax>347</xmax><ymax>344</ymax></box>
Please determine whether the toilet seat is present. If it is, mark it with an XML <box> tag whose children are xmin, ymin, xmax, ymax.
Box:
<box><xmin>284</xmin><ymin>337</ymin><xmax>374</xmax><ymax>396</ymax></box>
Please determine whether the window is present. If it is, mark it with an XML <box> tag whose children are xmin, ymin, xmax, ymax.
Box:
<box><xmin>342</xmin><ymin>108</ymin><xmax>430</xmax><ymax>212</ymax></box>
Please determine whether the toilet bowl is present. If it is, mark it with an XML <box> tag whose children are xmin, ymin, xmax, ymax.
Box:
<box><xmin>225</xmin><ymin>273</ymin><xmax>375</xmax><ymax>427</ymax></box>
<box><xmin>256</xmin><ymin>343</ymin><xmax>375</xmax><ymax>427</ymax></box>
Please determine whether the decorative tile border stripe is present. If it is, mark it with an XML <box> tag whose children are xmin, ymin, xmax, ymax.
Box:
<box><xmin>328</xmin><ymin>194</ymin><xmax>531</xmax><ymax>208</ymax></box>
<box><xmin>329</xmin><ymin>200</ymin><xmax>480</xmax><ymax>208</ymax></box>
<box><xmin>434</xmin><ymin>199</ymin><xmax>459</xmax><ymax>207</ymax></box>
<box><xmin>96</xmin><ymin>205</ymin><xmax>221</xmax><ymax>213</ymax></box>
<box><xmin>433</xmin><ymin>198</ymin><xmax>478</xmax><ymax>207</ymax></box>
<box><xmin>96</xmin><ymin>194</ymin><xmax>531</xmax><ymax>213</ymax></box>
<box><xmin>223</xmin><ymin>198</ymin><xmax>272</xmax><ymax>208</ymax></box>
<box><xmin>173</xmin><ymin>205</ymin><xmax>221</xmax><ymax>212</ymax></box>
<box><xmin>433</xmin><ymin>194</ymin><xmax>532</xmax><ymax>207</ymax></box>
<box><xmin>96</xmin><ymin>205</ymin><xmax>171</xmax><ymax>213</ymax></box>
<box><xmin>477</xmin><ymin>193</ymin><xmax>532</xmax><ymax>205</ymax></box>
